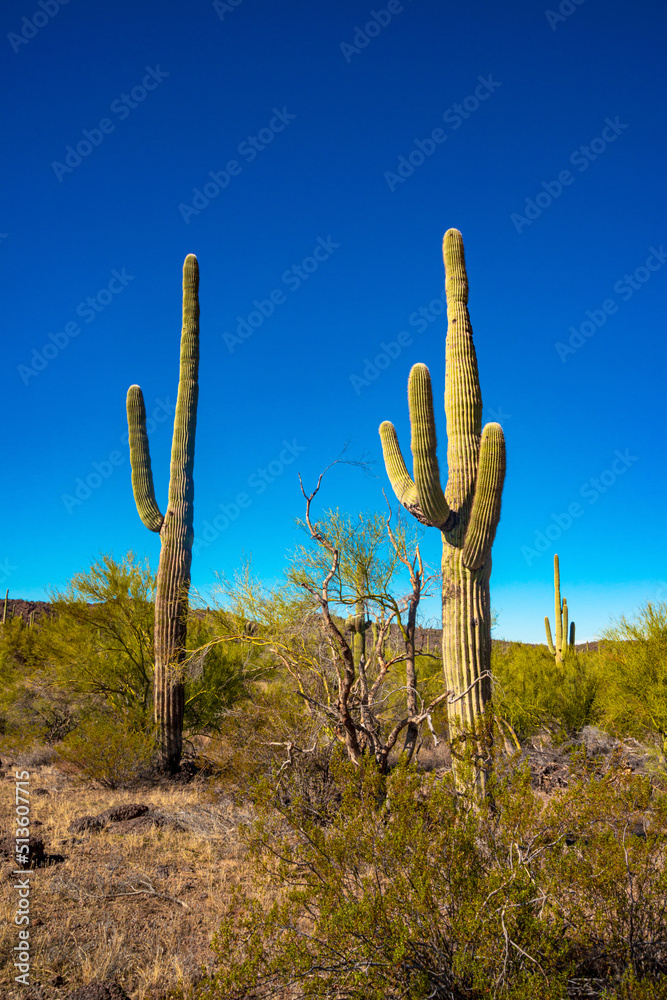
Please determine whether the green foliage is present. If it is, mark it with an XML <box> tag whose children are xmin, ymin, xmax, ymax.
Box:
<box><xmin>45</xmin><ymin>551</ymin><xmax>156</xmax><ymax>727</ymax></box>
<box><xmin>57</xmin><ymin>713</ymin><xmax>157</xmax><ymax>788</ymax></box>
<box><xmin>492</xmin><ymin>641</ymin><xmax>600</xmax><ymax>740</ymax></box>
<box><xmin>0</xmin><ymin>554</ymin><xmax>258</xmax><ymax>749</ymax></box>
<box><xmin>183</xmin><ymin>614</ymin><xmax>266</xmax><ymax>735</ymax></box>
<box><xmin>199</xmin><ymin>754</ymin><xmax>667</xmax><ymax>999</ymax></box>
<box><xmin>0</xmin><ymin>609</ymin><xmax>86</xmax><ymax>743</ymax></box>
<box><xmin>0</xmin><ymin>612</ymin><xmax>44</xmax><ymax>675</ymax></box>
<box><xmin>596</xmin><ymin>602</ymin><xmax>667</xmax><ymax>756</ymax></box>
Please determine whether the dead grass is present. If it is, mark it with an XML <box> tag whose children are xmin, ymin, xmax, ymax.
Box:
<box><xmin>0</xmin><ymin>744</ymin><xmax>261</xmax><ymax>1000</ymax></box>
<box><xmin>2</xmin><ymin>730</ymin><xmax>663</xmax><ymax>999</ymax></box>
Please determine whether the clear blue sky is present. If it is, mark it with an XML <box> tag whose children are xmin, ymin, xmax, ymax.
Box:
<box><xmin>2</xmin><ymin>0</ymin><xmax>666</xmax><ymax>642</ymax></box>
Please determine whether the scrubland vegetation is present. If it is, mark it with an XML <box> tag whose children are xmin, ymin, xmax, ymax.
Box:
<box><xmin>1</xmin><ymin>548</ymin><xmax>667</xmax><ymax>1000</ymax></box>
<box><xmin>2</xmin><ymin>231</ymin><xmax>664</xmax><ymax>999</ymax></box>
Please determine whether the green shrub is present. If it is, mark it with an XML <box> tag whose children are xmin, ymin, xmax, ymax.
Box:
<box><xmin>57</xmin><ymin>714</ymin><xmax>157</xmax><ymax>788</ymax></box>
<box><xmin>183</xmin><ymin>616</ymin><xmax>268</xmax><ymax>736</ymax></box>
<box><xmin>198</xmin><ymin>755</ymin><xmax>667</xmax><ymax>999</ymax></box>
<box><xmin>198</xmin><ymin>677</ymin><xmax>328</xmax><ymax>800</ymax></box>
<box><xmin>492</xmin><ymin>641</ymin><xmax>600</xmax><ymax>740</ymax></box>
<box><xmin>596</xmin><ymin>602</ymin><xmax>667</xmax><ymax>757</ymax></box>
<box><xmin>45</xmin><ymin>551</ymin><xmax>156</xmax><ymax>728</ymax></box>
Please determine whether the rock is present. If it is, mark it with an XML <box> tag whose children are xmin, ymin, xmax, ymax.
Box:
<box><xmin>69</xmin><ymin>815</ymin><xmax>104</xmax><ymax>834</ymax></box>
<box><xmin>0</xmin><ymin>832</ymin><xmax>45</xmax><ymax>867</ymax></box>
<box><xmin>111</xmin><ymin>812</ymin><xmax>184</xmax><ymax>834</ymax></box>
<box><xmin>69</xmin><ymin>804</ymin><xmax>149</xmax><ymax>833</ymax></box>
<box><xmin>98</xmin><ymin>803</ymin><xmax>149</xmax><ymax>823</ymax></box>
<box><xmin>579</xmin><ymin>725</ymin><xmax>616</xmax><ymax>753</ymax></box>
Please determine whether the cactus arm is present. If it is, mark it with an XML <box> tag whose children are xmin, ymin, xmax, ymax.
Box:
<box><xmin>462</xmin><ymin>422</ymin><xmax>506</xmax><ymax>570</ymax></box>
<box><xmin>126</xmin><ymin>385</ymin><xmax>164</xmax><ymax>532</ymax></box>
<box><xmin>408</xmin><ymin>364</ymin><xmax>452</xmax><ymax>528</ymax></box>
<box><xmin>379</xmin><ymin>365</ymin><xmax>452</xmax><ymax>529</ymax></box>
<box><xmin>545</xmin><ymin>616</ymin><xmax>555</xmax><ymax>654</ymax></box>
<box><xmin>562</xmin><ymin>599</ymin><xmax>569</xmax><ymax>657</ymax></box>
<box><xmin>443</xmin><ymin>229</ymin><xmax>483</xmax><ymax>508</ymax></box>
<box><xmin>569</xmin><ymin>621</ymin><xmax>576</xmax><ymax>649</ymax></box>
<box><xmin>379</xmin><ymin>421</ymin><xmax>420</xmax><ymax>513</ymax></box>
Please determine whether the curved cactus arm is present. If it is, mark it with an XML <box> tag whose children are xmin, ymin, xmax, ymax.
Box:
<box><xmin>127</xmin><ymin>385</ymin><xmax>164</xmax><ymax>533</ymax></box>
<box><xmin>379</xmin><ymin>421</ymin><xmax>423</xmax><ymax>516</ymax></box>
<box><xmin>379</xmin><ymin>366</ymin><xmax>451</xmax><ymax>530</ymax></box>
<box><xmin>345</xmin><ymin>613</ymin><xmax>370</xmax><ymax>633</ymax></box>
<box><xmin>408</xmin><ymin>364</ymin><xmax>451</xmax><ymax>528</ymax></box>
<box><xmin>569</xmin><ymin>620</ymin><xmax>576</xmax><ymax>650</ymax></box>
<box><xmin>545</xmin><ymin>616</ymin><xmax>555</xmax><ymax>654</ymax></box>
<box><xmin>562</xmin><ymin>599</ymin><xmax>569</xmax><ymax>657</ymax></box>
<box><xmin>462</xmin><ymin>422</ymin><xmax>506</xmax><ymax>570</ymax></box>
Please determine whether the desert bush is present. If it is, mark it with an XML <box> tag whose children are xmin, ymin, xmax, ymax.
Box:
<box><xmin>56</xmin><ymin>714</ymin><xmax>157</xmax><ymax>788</ymax></box>
<box><xmin>0</xmin><ymin>613</ymin><xmax>74</xmax><ymax>742</ymax></box>
<box><xmin>15</xmin><ymin>743</ymin><xmax>58</xmax><ymax>768</ymax></box>
<box><xmin>199</xmin><ymin>754</ymin><xmax>667</xmax><ymax>1000</ymax></box>
<box><xmin>0</xmin><ymin>612</ymin><xmax>44</xmax><ymax>674</ymax></box>
<box><xmin>0</xmin><ymin>553</ymin><xmax>157</xmax><ymax>744</ymax></box>
<box><xmin>596</xmin><ymin>602</ymin><xmax>667</xmax><ymax>758</ymax></box>
<box><xmin>492</xmin><ymin>641</ymin><xmax>600</xmax><ymax>740</ymax></box>
<box><xmin>183</xmin><ymin>614</ymin><xmax>268</xmax><ymax>736</ymax></box>
<box><xmin>45</xmin><ymin>551</ymin><xmax>156</xmax><ymax>728</ymax></box>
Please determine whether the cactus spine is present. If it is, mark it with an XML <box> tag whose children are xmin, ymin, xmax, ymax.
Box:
<box><xmin>126</xmin><ymin>254</ymin><xmax>199</xmax><ymax>772</ymax></box>
<box><xmin>544</xmin><ymin>554</ymin><xmax>575</xmax><ymax>662</ymax></box>
<box><xmin>380</xmin><ymin>229</ymin><xmax>505</xmax><ymax>793</ymax></box>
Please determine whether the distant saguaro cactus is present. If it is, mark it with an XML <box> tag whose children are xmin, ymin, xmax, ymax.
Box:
<box><xmin>345</xmin><ymin>565</ymin><xmax>371</xmax><ymax>669</ymax></box>
<box><xmin>545</xmin><ymin>553</ymin><xmax>575</xmax><ymax>662</ymax></box>
<box><xmin>126</xmin><ymin>254</ymin><xmax>199</xmax><ymax>772</ymax></box>
<box><xmin>380</xmin><ymin>229</ymin><xmax>506</xmax><ymax>794</ymax></box>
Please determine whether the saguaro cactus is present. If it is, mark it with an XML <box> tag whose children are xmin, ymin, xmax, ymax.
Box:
<box><xmin>345</xmin><ymin>565</ymin><xmax>371</xmax><ymax>669</ymax></box>
<box><xmin>544</xmin><ymin>553</ymin><xmax>575</xmax><ymax>662</ymax></box>
<box><xmin>379</xmin><ymin>229</ymin><xmax>505</xmax><ymax>792</ymax></box>
<box><xmin>126</xmin><ymin>254</ymin><xmax>199</xmax><ymax>772</ymax></box>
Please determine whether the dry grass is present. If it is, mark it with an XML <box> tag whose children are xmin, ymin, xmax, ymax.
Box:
<box><xmin>2</xmin><ymin>729</ymin><xmax>661</xmax><ymax>999</ymax></box>
<box><xmin>0</xmin><ymin>743</ymin><xmax>261</xmax><ymax>1000</ymax></box>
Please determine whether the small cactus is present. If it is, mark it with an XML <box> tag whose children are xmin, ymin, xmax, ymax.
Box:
<box><xmin>126</xmin><ymin>254</ymin><xmax>199</xmax><ymax>772</ymax></box>
<box><xmin>544</xmin><ymin>554</ymin><xmax>575</xmax><ymax>662</ymax></box>
<box><xmin>345</xmin><ymin>565</ymin><xmax>371</xmax><ymax>669</ymax></box>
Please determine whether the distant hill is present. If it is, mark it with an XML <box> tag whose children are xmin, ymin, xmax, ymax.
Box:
<box><xmin>0</xmin><ymin>598</ymin><xmax>603</xmax><ymax>652</ymax></box>
<box><xmin>1</xmin><ymin>598</ymin><xmax>54</xmax><ymax>625</ymax></box>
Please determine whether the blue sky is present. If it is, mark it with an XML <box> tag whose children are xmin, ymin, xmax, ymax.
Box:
<box><xmin>2</xmin><ymin>0</ymin><xmax>666</xmax><ymax>642</ymax></box>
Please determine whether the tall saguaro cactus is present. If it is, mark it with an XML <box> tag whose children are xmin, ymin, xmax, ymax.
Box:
<box><xmin>379</xmin><ymin>229</ymin><xmax>505</xmax><ymax>792</ymax></box>
<box><xmin>544</xmin><ymin>553</ymin><xmax>575</xmax><ymax>662</ymax></box>
<box><xmin>126</xmin><ymin>254</ymin><xmax>199</xmax><ymax>772</ymax></box>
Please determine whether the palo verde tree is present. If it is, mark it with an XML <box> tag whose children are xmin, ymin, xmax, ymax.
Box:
<box><xmin>380</xmin><ymin>229</ymin><xmax>506</xmax><ymax>793</ymax></box>
<box><xmin>126</xmin><ymin>254</ymin><xmax>199</xmax><ymax>772</ymax></box>
<box><xmin>284</xmin><ymin>468</ymin><xmax>445</xmax><ymax>771</ymax></box>
<box><xmin>208</xmin><ymin>471</ymin><xmax>444</xmax><ymax>773</ymax></box>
